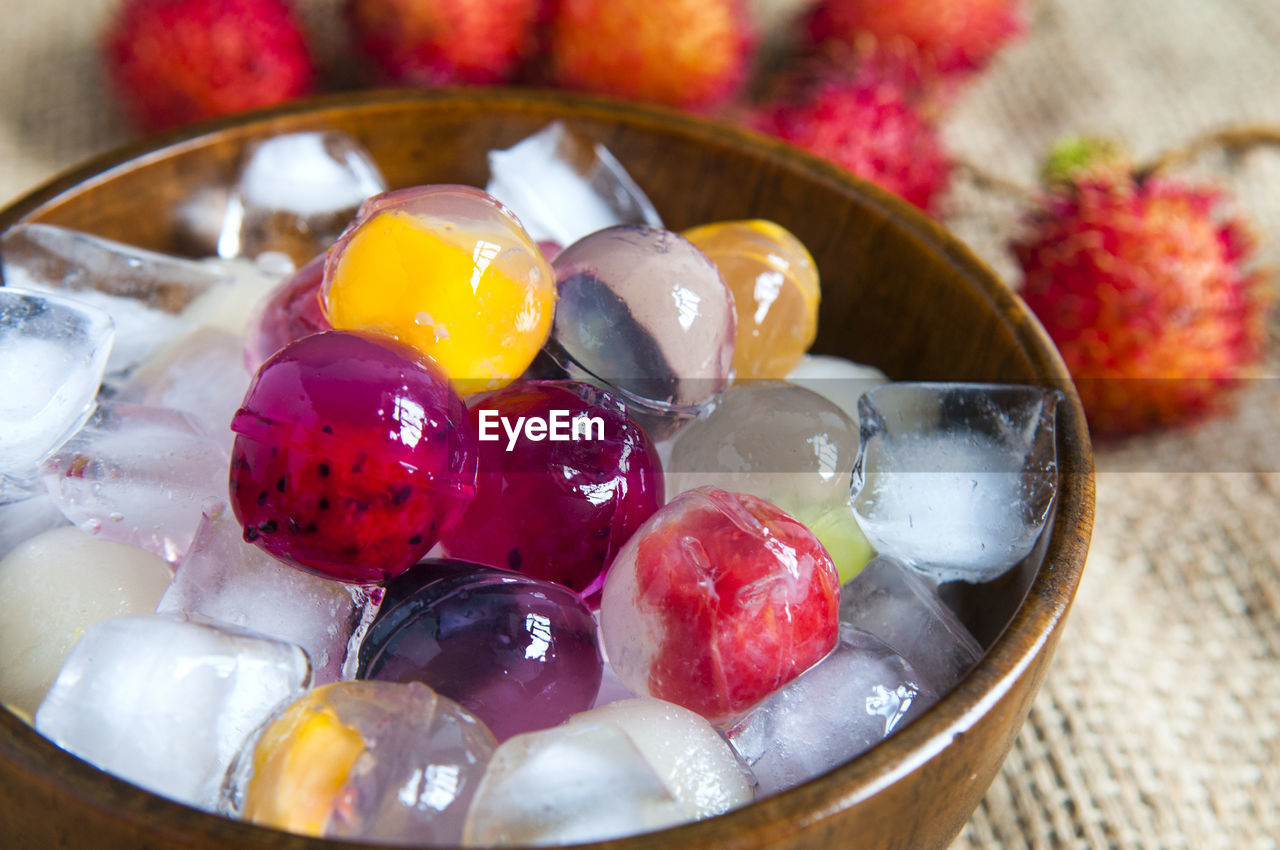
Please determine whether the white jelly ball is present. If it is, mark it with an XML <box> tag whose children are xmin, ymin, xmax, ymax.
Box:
<box><xmin>566</xmin><ymin>698</ymin><xmax>754</xmax><ymax>817</ymax></box>
<box><xmin>786</xmin><ymin>353</ymin><xmax>888</xmax><ymax>425</ymax></box>
<box><xmin>0</xmin><ymin>526</ymin><xmax>171</xmax><ymax>716</ymax></box>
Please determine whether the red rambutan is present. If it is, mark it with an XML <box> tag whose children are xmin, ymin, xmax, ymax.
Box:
<box><xmin>805</xmin><ymin>0</ymin><xmax>1025</xmax><ymax>78</ymax></box>
<box><xmin>103</xmin><ymin>0</ymin><xmax>316</xmax><ymax>133</ymax></box>
<box><xmin>545</xmin><ymin>0</ymin><xmax>755</xmax><ymax>111</ymax></box>
<box><xmin>347</xmin><ymin>0</ymin><xmax>542</xmax><ymax>86</ymax></box>
<box><xmin>1014</xmin><ymin>141</ymin><xmax>1272</xmax><ymax>438</ymax></box>
<box><xmin>752</xmin><ymin>70</ymin><xmax>952</xmax><ymax>213</ymax></box>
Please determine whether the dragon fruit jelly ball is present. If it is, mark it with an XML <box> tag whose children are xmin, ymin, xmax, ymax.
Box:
<box><xmin>357</xmin><ymin>560</ymin><xmax>603</xmax><ymax>741</ymax></box>
<box><xmin>321</xmin><ymin>185</ymin><xmax>556</xmax><ymax>393</ymax></box>
<box><xmin>440</xmin><ymin>380</ymin><xmax>664</xmax><ymax>599</ymax></box>
<box><xmin>229</xmin><ymin>330</ymin><xmax>478</xmax><ymax>583</ymax></box>
<box><xmin>600</xmin><ymin>486</ymin><xmax>841</xmax><ymax>725</ymax></box>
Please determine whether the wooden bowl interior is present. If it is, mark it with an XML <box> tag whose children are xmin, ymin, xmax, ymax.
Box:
<box><xmin>0</xmin><ymin>90</ymin><xmax>1093</xmax><ymax>850</ymax></box>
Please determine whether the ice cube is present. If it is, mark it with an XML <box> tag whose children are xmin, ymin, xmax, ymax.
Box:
<box><xmin>0</xmin><ymin>223</ymin><xmax>241</xmax><ymax>372</ymax></box>
<box><xmin>463</xmin><ymin>722</ymin><xmax>686</xmax><ymax>846</ymax></box>
<box><xmin>851</xmin><ymin>383</ymin><xmax>1061</xmax><ymax>584</ymax></box>
<box><xmin>218</xmin><ymin>131</ymin><xmax>387</xmax><ymax>262</ymax></box>
<box><xmin>486</xmin><ymin>122</ymin><xmax>662</xmax><ymax>248</ymax></box>
<box><xmin>0</xmin><ymin>526</ymin><xmax>171</xmax><ymax>716</ymax></box>
<box><xmin>34</xmin><ymin>612</ymin><xmax>310</xmax><ymax>811</ymax></box>
<box><xmin>785</xmin><ymin>353</ymin><xmax>889</xmax><ymax>426</ymax></box>
<box><xmin>115</xmin><ymin>327</ymin><xmax>252</xmax><ymax>453</ymax></box>
<box><xmin>0</xmin><ymin>287</ymin><xmax>113</xmax><ymax>475</ymax></box>
<box><xmin>40</xmin><ymin>403</ymin><xmax>230</xmax><ymax>562</ymax></box>
<box><xmin>725</xmin><ymin>626</ymin><xmax>935</xmax><ymax>797</ymax></box>
<box><xmin>839</xmin><ymin>556</ymin><xmax>983</xmax><ymax>692</ymax></box>
<box><xmin>1</xmin><ymin>223</ymin><xmax>228</xmax><ymax>311</ymax></box>
<box><xmin>159</xmin><ymin>506</ymin><xmax>379</xmax><ymax>684</ymax></box>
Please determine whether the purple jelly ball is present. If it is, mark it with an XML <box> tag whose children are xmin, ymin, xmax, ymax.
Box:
<box><xmin>243</xmin><ymin>254</ymin><xmax>331</xmax><ymax>372</ymax></box>
<box><xmin>229</xmin><ymin>331</ymin><xmax>478</xmax><ymax>583</ymax></box>
<box><xmin>358</xmin><ymin>560</ymin><xmax>603</xmax><ymax>741</ymax></box>
<box><xmin>439</xmin><ymin>380</ymin><xmax>664</xmax><ymax>602</ymax></box>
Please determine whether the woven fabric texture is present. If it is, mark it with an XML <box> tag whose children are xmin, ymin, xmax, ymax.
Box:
<box><xmin>0</xmin><ymin>1</ymin><xmax>1277</xmax><ymax>848</ymax></box>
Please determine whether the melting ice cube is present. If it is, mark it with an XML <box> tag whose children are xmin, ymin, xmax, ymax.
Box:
<box><xmin>851</xmin><ymin>383</ymin><xmax>1061</xmax><ymax>584</ymax></box>
<box><xmin>486</xmin><ymin>122</ymin><xmax>662</xmax><ymax>248</ymax></box>
<box><xmin>114</xmin><ymin>327</ymin><xmax>252</xmax><ymax>454</ymax></box>
<box><xmin>839</xmin><ymin>555</ymin><xmax>983</xmax><ymax>692</ymax></box>
<box><xmin>34</xmin><ymin>613</ymin><xmax>310</xmax><ymax>811</ymax></box>
<box><xmin>40</xmin><ymin>403</ymin><xmax>230</xmax><ymax>563</ymax></box>
<box><xmin>2</xmin><ymin>221</ymin><xmax>295</xmax><ymax>365</ymax></box>
<box><xmin>159</xmin><ymin>507</ymin><xmax>379</xmax><ymax>685</ymax></box>
<box><xmin>218</xmin><ymin>131</ymin><xmax>387</xmax><ymax>262</ymax></box>
<box><xmin>0</xmin><ymin>287</ymin><xmax>113</xmax><ymax>475</ymax></box>
<box><xmin>725</xmin><ymin>625</ymin><xmax>934</xmax><ymax>798</ymax></box>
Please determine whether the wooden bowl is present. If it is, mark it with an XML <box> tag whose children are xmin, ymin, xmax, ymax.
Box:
<box><xmin>0</xmin><ymin>89</ymin><xmax>1094</xmax><ymax>850</ymax></box>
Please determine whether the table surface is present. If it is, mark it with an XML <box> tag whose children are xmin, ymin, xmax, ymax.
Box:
<box><xmin>1</xmin><ymin>1</ymin><xmax>1277</xmax><ymax>848</ymax></box>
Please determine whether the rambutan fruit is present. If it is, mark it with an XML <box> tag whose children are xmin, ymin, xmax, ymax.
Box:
<box><xmin>805</xmin><ymin>0</ymin><xmax>1025</xmax><ymax>78</ymax></box>
<box><xmin>1014</xmin><ymin>140</ymin><xmax>1272</xmax><ymax>438</ymax></box>
<box><xmin>347</xmin><ymin>0</ymin><xmax>542</xmax><ymax>86</ymax></box>
<box><xmin>752</xmin><ymin>68</ymin><xmax>952</xmax><ymax>213</ymax></box>
<box><xmin>545</xmin><ymin>0</ymin><xmax>755</xmax><ymax>111</ymax></box>
<box><xmin>103</xmin><ymin>0</ymin><xmax>316</xmax><ymax>133</ymax></box>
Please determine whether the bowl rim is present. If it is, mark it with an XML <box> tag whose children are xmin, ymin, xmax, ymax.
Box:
<box><xmin>0</xmin><ymin>87</ymin><xmax>1095</xmax><ymax>849</ymax></box>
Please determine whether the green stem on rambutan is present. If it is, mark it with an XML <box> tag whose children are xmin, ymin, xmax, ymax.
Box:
<box><xmin>952</xmin><ymin>158</ymin><xmax>1038</xmax><ymax>201</ymax></box>
<box><xmin>956</xmin><ymin>125</ymin><xmax>1280</xmax><ymax>209</ymax></box>
<box><xmin>1140</xmin><ymin>126</ymin><xmax>1280</xmax><ymax>177</ymax></box>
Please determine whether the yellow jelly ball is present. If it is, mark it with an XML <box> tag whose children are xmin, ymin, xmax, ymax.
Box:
<box><xmin>323</xmin><ymin>195</ymin><xmax>555</xmax><ymax>394</ymax></box>
<box><xmin>243</xmin><ymin>690</ymin><xmax>366</xmax><ymax>836</ymax></box>
<box><xmin>682</xmin><ymin>220</ymin><xmax>820</xmax><ymax>380</ymax></box>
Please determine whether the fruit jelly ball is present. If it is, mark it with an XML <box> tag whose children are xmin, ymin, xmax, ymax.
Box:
<box><xmin>440</xmin><ymin>380</ymin><xmax>664</xmax><ymax>599</ymax></box>
<box><xmin>0</xmin><ymin>527</ymin><xmax>171</xmax><ymax>717</ymax></box>
<box><xmin>600</xmin><ymin>486</ymin><xmax>841</xmax><ymax>725</ymax></box>
<box><xmin>321</xmin><ymin>185</ymin><xmax>555</xmax><ymax>394</ymax></box>
<box><xmin>549</xmin><ymin>225</ymin><xmax>736</xmax><ymax>414</ymax></box>
<box><xmin>243</xmin><ymin>254</ymin><xmax>330</xmax><ymax>372</ymax></box>
<box><xmin>682</xmin><ymin>220</ymin><xmax>820</xmax><ymax>380</ymax></box>
<box><xmin>238</xmin><ymin>680</ymin><xmax>495</xmax><ymax>844</ymax></box>
<box><xmin>563</xmin><ymin>698</ymin><xmax>754</xmax><ymax>818</ymax></box>
<box><xmin>666</xmin><ymin>381</ymin><xmax>873</xmax><ymax>583</ymax></box>
<box><xmin>229</xmin><ymin>330</ymin><xmax>477</xmax><ymax>583</ymax></box>
<box><xmin>358</xmin><ymin>559</ymin><xmax>603</xmax><ymax>741</ymax></box>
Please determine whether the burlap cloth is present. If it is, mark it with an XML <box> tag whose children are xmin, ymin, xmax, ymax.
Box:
<box><xmin>1</xmin><ymin>1</ymin><xmax>1277</xmax><ymax>847</ymax></box>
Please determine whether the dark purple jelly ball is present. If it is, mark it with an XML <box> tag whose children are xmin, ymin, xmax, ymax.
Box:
<box><xmin>439</xmin><ymin>380</ymin><xmax>664</xmax><ymax>603</ymax></box>
<box><xmin>358</xmin><ymin>559</ymin><xmax>603</xmax><ymax>741</ymax></box>
<box><xmin>229</xmin><ymin>331</ymin><xmax>477</xmax><ymax>583</ymax></box>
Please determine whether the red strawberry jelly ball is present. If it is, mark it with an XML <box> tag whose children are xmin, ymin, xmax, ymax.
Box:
<box><xmin>229</xmin><ymin>330</ymin><xmax>478</xmax><ymax>583</ymax></box>
<box><xmin>440</xmin><ymin>380</ymin><xmax>664</xmax><ymax>602</ymax></box>
<box><xmin>600</xmin><ymin>486</ymin><xmax>841</xmax><ymax>725</ymax></box>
